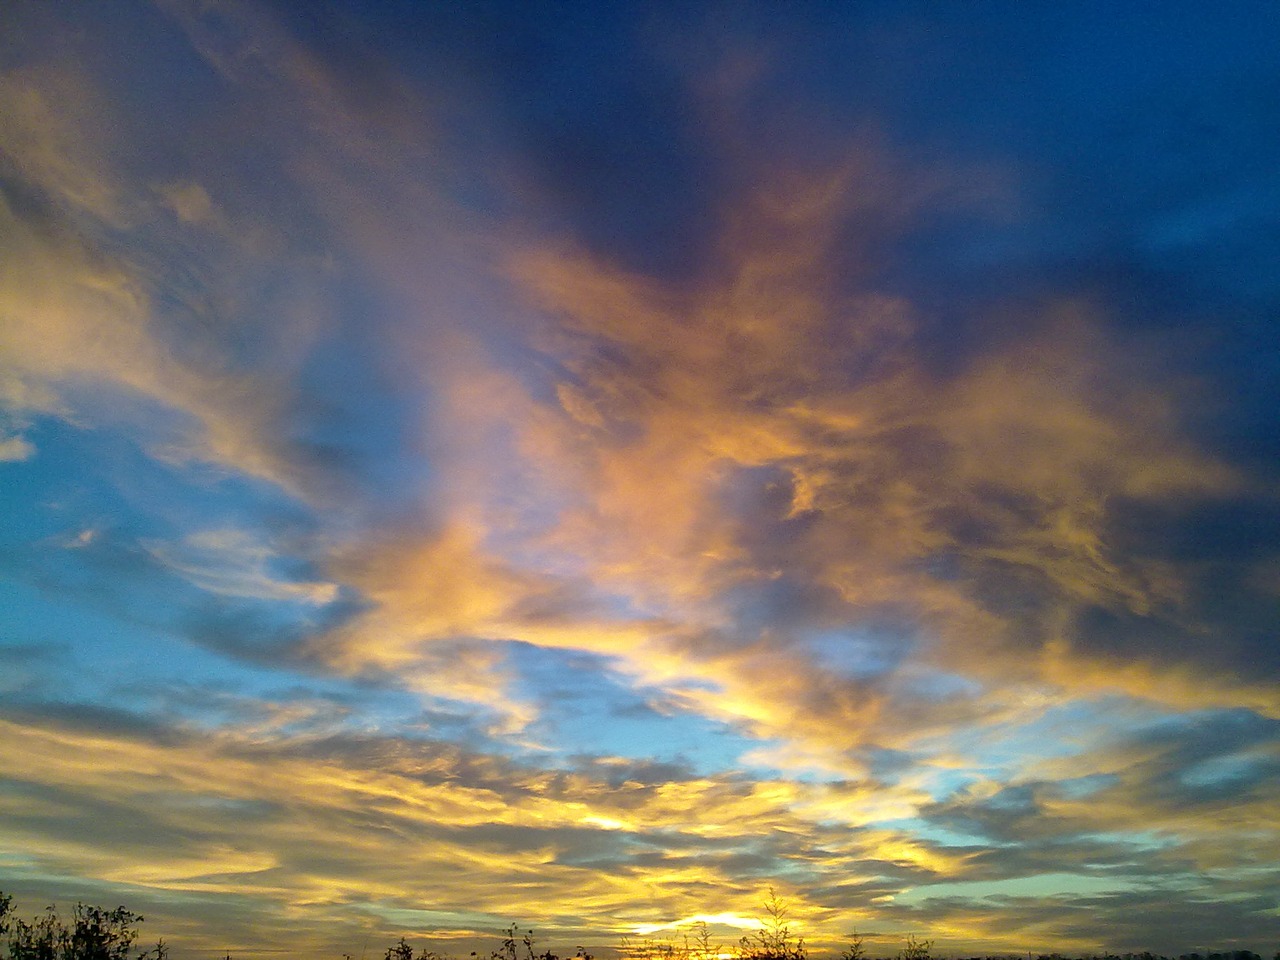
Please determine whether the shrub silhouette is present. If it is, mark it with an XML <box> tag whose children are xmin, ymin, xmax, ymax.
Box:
<box><xmin>485</xmin><ymin>925</ymin><xmax>566</xmax><ymax>960</ymax></box>
<box><xmin>738</xmin><ymin>889</ymin><xmax>805</xmax><ymax>960</ymax></box>
<box><xmin>839</xmin><ymin>931</ymin><xmax>865</xmax><ymax>960</ymax></box>
<box><xmin>0</xmin><ymin>896</ymin><xmax>161</xmax><ymax>960</ymax></box>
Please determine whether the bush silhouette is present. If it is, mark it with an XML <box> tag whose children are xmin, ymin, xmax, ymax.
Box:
<box><xmin>738</xmin><ymin>889</ymin><xmax>805</xmax><ymax>960</ymax></box>
<box><xmin>839</xmin><ymin>931</ymin><xmax>865</xmax><ymax>960</ymax></box>
<box><xmin>0</xmin><ymin>896</ymin><xmax>161</xmax><ymax>960</ymax></box>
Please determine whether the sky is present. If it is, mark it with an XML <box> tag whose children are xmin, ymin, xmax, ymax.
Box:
<box><xmin>2</xmin><ymin>1</ymin><xmax>1279</xmax><ymax>957</ymax></box>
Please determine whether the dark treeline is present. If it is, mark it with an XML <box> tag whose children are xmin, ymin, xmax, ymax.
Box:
<box><xmin>2</xmin><ymin>890</ymin><xmax>1274</xmax><ymax>960</ymax></box>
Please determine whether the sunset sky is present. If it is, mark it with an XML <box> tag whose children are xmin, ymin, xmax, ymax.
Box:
<box><xmin>2</xmin><ymin>2</ymin><xmax>1279</xmax><ymax>957</ymax></box>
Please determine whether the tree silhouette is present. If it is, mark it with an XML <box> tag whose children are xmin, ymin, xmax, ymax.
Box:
<box><xmin>0</xmin><ymin>899</ymin><xmax>153</xmax><ymax>960</ymax></box>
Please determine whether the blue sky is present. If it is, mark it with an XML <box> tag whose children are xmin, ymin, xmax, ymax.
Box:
<box><xmin>2</xmin><ymin>1</ymin><xmax>1279</xmax><ymax>957</ymax></box>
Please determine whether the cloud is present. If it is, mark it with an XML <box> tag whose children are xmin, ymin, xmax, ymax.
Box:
<box><xmin>142</xmin><ymin>529</ymin><xmax>339</xmax><ymax>606</ymax></box>
<box><xmin>2</xmin><ymin>4</ymin><xmax>1278</xmax><ymax>957</ymax></box>
<box><xmin>0</xmin><ymin>432</ymin><xmax>34</xmax><ymax>461</ymax></box>
<box><xmin>0</xmin><ymin>67</ymin><xmax>314</xmax><ymax>496</ymax></box>
<box><xmin>6</xmin><ymin>693</ymin><xmax>1275</xmax><ymax>958</ymax></box>
<box><xmin>0</xmin><ymin>698</ymin><xmax>925</xmax><ymax>953</ymax></box>
<box><xmin>476</xmin><ymin>167</ymin><xmax>1259</xmax><ymax>748</ymax></box>
<box><xmin>0</xmin><ymin>707</ymin><xmax>871</xmax><ymax>947</ymax></box>
<box><xmin>0</xmin><ymin>3</ymin><xmax>434</xmax><ymax>505</ymax></box>
<box><xmin>157</xmin><ymin>182</ymin><xmax>217</xmax><ymax>227</ymax></box>
<box><xmin>0</xmin><ymin>63</ymin><xmax>129</xmax><ymax>225</ymax></box>
<box><xmin>283</xmin><ymin>120</ymin><xmax>1277</xmax><ymax>790</ymax></box>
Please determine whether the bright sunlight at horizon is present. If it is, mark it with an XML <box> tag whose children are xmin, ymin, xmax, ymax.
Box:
<box><xmin>2</xmin><ymin>2</ymin><xmax>1279</xmax><ymax>958</ymax></box>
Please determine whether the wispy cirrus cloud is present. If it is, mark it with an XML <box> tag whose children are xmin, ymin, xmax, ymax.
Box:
<box><xmin>141</xmin><ymin>529</ymin><xmax>339</xmax><ymax>606</ymax></box>
<box><xmin>0</xmin><ymin>64</ymin><xmax>322</xmax><ymax>498</ymax></box>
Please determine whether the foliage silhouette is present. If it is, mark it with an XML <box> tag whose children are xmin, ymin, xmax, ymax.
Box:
<box><xmin>896</xmin><ymin>938</ymin><xmax>931</xmax><ymax>960</ymax></box>
<box><xmin>738</xmin><ymin>890</ymin><xmax>805</xmax><ymax>960</ymax></box>
<box><xmin>840</xmin><ymin>931</ymin><xmax>864</xmax><ymax>960</ymax></box>
<box><xmin>0</xmin><ymin>898</ymin><xmax>163</xmax><ymax>960</ymax></box>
